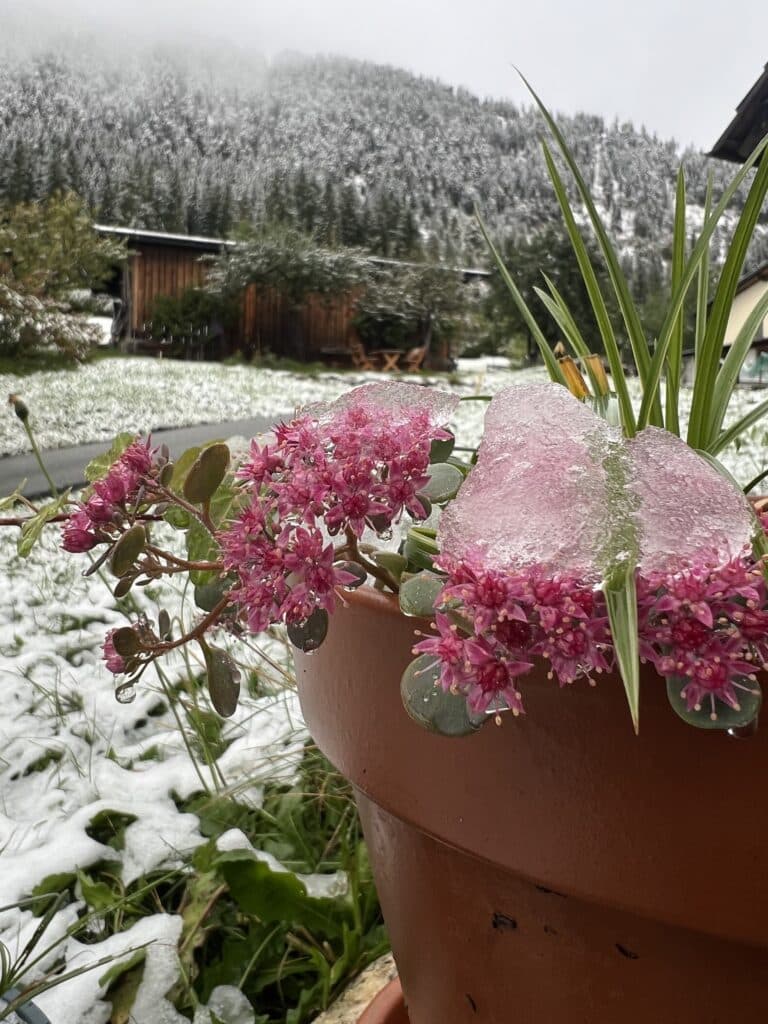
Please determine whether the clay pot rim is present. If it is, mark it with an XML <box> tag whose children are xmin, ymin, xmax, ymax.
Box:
<box><xmin>357</xmin><ymin>977</ymin><xmax>407</xmax><ymax>1023</ymax></box>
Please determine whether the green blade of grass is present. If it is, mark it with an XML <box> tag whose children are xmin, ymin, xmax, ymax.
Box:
<box><xmin>637</xmin><ymin>133</ymin><xmax>768</xmax><ymax>433</ymax></box>
<box><xmin>540</xmin><ymin>144</ymin><xmax>636</xmax><ymax>434</ymax></box>
<box><xmin>475</xmin><ymin>211</ymin><xmax>567</xmax><ymax>387</ymax></box>
<box><xmin>519</xmin><ymin>70</ymin><xmax>659</xmax><ymax>426</ymax></box>
<box><xmin>665</xmin><ymin>168</ymin><xmax>687</xmax><ymax>436</ymax></box>
<box><xmin>689</xmin><ymin>145</ymin><xmax>768</xmax><ymax>450</ymax></box>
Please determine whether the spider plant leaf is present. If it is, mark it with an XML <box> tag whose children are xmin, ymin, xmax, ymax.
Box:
<box><xmin>540</xmin><ymin>143</ymin><xmax>637</xmax><ymax>435</ymax></box>
<box><xmin>689</xmin><ymin>142</ymin><xmax>768</xmax><ymax>450</ymax></box>
<box><xmin>695</xmin><ymin>174</ymin><xmax>713</xmax><ymax>364</ymax></box>
<box><xmin>603</xmin><ymin>567</ymin><xmax>640</xmax><ymax>734</ymax></box>
<box><xmin>475</xmin><ymin>211</ymin><xmax>567</xmax><ymax>387</ymax></box>
<box><xmin>519</xmin><ymin>72</ymin><xmax>658</xmax><ymax>427</ymax></box>
<box><xmin>665</xmin><ymin>167</ymin><xmax>687</xmax><ymax>436</ymax></box>
<box><xmin>637</xmin><ymin>132</ymin><xmax>768</xmax><ymax>434</ymax></box>
<box><xmin>711</xmin><ymin>288</ymin><xmax>768</xmax><ymax>439</ymax></box>
<box><xmin>708</xmin><ymin>394</ymin><xmax>768</xmax><ymax>457</ymax></box>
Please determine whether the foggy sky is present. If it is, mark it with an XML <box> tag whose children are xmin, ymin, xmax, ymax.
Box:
<box><xmin>3</xmin><ymin>0</ymin><xmax>766</xmax><ymax>150</ymax></box>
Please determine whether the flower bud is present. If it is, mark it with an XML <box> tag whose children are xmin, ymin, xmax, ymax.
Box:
<box><xmin>8</xmin><ymin>394</ymin><xmax>28</xmax><ymax>422</ymax></box>
<box><xmin>584</xmin><ymin>354</ymin><xmax>610</xmax><ymax>397</ymax></box>
<box><xmin>558</xmin><ymin>356</ymin><xmax>589</xmax><ymax>400</ymax></box>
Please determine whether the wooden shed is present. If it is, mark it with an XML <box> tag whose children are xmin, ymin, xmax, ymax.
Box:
<box><xmin>95</xmin><ymin>224</ymin><xmax>489</xmax><ymax>364</ymax></box>
<box><xmin>94</xmin><ymin>224</ymin><xmax>235</xmax><ymax>338</ymax></box>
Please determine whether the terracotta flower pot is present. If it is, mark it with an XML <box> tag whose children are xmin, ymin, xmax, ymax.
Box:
<box><xmin>357</xmin><ymin>979</ymin><xmax>408</xmax><ymax>1024</ymax></box>
<box><xmin>295</xmin><ymin>586</ymin><xmax>768</xmax><ymax>1023</ymax></box>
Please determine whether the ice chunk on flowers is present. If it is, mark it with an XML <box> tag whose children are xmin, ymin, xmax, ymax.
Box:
<box><xmin>426</xmin><ymin>382</ymin><xmax>761</xmax><ymax>722</ymax></box>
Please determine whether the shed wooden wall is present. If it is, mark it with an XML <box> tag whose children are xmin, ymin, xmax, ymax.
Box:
<box><xmin>127</xmin><ymin>246</ymin><xmax>211</xmax><ymax>333</ymax></box>
<box><xmin>238</xmin><ymin>285</ymin><xmax>361</xmax><ymax>357</ymax></box>
<box><xmin>125</xmin><ymin>244</ymin><xmax>360</xmax><ymax>357</ymax></box>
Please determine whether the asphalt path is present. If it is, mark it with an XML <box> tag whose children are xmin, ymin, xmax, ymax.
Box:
<box><xmin>0</xmin><ymin>414</ymin><xmax>281</xmax><ymax>500</ymax></box>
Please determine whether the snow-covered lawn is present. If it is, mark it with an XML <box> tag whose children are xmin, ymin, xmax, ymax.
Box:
<box><xmin>2</xmin><ymin>355</ymin><xmax>767</xmax><ymax>487</ymax></box>
<box><xmin>0</xmin><ymin>355</ymin><xmax>766</xmax><ymax>1022</ymax></box>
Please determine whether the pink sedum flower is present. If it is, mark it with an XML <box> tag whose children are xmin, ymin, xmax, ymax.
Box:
<box><xmin>102</xmin><ymin>629</ymin><xmax>126</xmax><ymax>675</ymax></box>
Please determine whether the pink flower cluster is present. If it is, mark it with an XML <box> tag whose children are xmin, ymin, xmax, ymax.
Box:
<box><xmin>102</xmin><ymin>629</ymin><xmax>126</xmax><ymax>674</ymax></box>
<box><xmin>418</xmin><ymin>546</ymin><xmax>768</xmax><ymax>721</ymax></box>
<box><xmin>62</xmin><ymin>438</ymin><xmax>155</xmax><ymax>553</ymax></box>
<box><xmin>415</xmin><ymin>554</ymin><xmax>611</xmax><ymax>715</ymax></box>
<box><xmin>638</xmin><ymin>559</ymin><xmax>767</xmax><ymax>719</ymax></box>
<box><xmin>220</xmin><ymin>397</ymin><xmax>449</xmax><ymax>634</ymax></box>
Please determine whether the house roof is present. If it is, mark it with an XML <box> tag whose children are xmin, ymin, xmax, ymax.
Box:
<box><xmin>709</xmin><ymin>63</ymin><xmax>768</xmax><ymax>163</ymax></box>
<box><xmin>734</xmin><ymin>259</ymin><xmax>768</xmax><ymax>294</ymax></box>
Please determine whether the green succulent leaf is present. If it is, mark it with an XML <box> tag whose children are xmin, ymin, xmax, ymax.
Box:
<box><xmin>418</xmin><ymin>462</ymin><xmax>463</xmax><ymax>503</ymax></box>
<box><xmin>429</xmin><ymin>431</ymin><xmax>455</xmax><ymax>463</ymax></box>
<box><xmin>202</xmin><ymin>644</ymin><xmax>241</xmax><ymax>717</ymax></box>
<box><xmin>84</xmin><ymin>433</ymin><xmax>136</xmax><ymax>483</ymax></box>
<box><xmin>666</xmin><ymin>676</ymin><xmax>761</xmax><ymax>730</ymax></box>
<box><xmin>287</xmin><ymin>608</ymin><xmax>329</xmax><ymax>653</ymax></box>
<box><xmin>398</xmin><ymin>572</ymin><xmax>444</xmax><ymax>617</ymax></box>
<box><xmin>17</xmin><ymin>489</ymin><xmax>71</xmax><ymax>558</ymax></box>
<box><xmin>194</xmin><ymin>576</ymin><xmax>232</xmax><ymax>612</ymax></box>
<box><xmin>370</xmin><ymin>550</ymin><xmax>409</xmax><ymax>581</ymax></box>
<box><xmin>111</xmin><ymin>627</ymin><xmax>141</xmax><ymax>657</ymax></box>
<box><xmin>403</xmin><ymin>525</ymin><xmax>440</xmax><ymax>572</ymax></box>
<box><xmin>110</xmin><ymin>524</ymin><xmax>146</xmax><ymax>578</ymax></box>
<box><xmin>183</xmin><ymin>443</ymin><xmax>231</xmax><ymax>504</ymax></box>
<box><xmin>400</xmin><ymin>654</ymin><xmax>484</xmax><ymax>737</ymax></box>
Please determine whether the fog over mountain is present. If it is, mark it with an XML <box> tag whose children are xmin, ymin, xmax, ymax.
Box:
<box><xmin>1</xmin><ymin>34</ymin><xmax>767</xmax><ymax>299</ymax></box>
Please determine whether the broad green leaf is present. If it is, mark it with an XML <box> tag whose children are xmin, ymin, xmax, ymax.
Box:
<box><xmin>84</xmin><ymin>433</ymin><xmax>135</xmax><ymax>483</ymax></box>
<box><xmin>400</xmin><ymin>654</ymin><xmax>484</xmax><ymax>736</ymax></box>
<box><xmin>17</xmin><ymin>490</ymin><xmax>71</xmax><ymax>557</ymax></box>
<box><xmin>666</xmin><ymin>676</ymin><xmax>761</xmax><ymax>730</ymax></box>
<box><xmin>216</xmin><ymin>849</ymin><xmax>352</xmax><ymax>937</ymax></box>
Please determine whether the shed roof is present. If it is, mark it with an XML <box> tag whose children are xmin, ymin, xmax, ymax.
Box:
<box><xmin>93</xmin><ymin>224</ymin><xmax>491</xmax><ymax>279</ymax></box>
<box><xmin>94</xmin><ymin>224</ymin><xmax>237</xmax><ymax>252</ymax></box>
<box><xmin>709</xmin><ymin>63</ymin><xmax>768</xmax><ymax>164</ymax></box>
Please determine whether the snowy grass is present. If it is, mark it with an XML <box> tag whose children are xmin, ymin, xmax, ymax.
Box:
<box><xmin>0</xmin><ymin>521</ymin><xmax>384</xmax><ymax>1023</ymax></box>
<box><xmin>0</xmin><ymin>355</ymin><xmax>766</xmax><ymax>1021</ymax></box>
<box><xmin>1</xmin><ymin>354</ymin><xmax>766</xmax><ymax>489</ymax></box>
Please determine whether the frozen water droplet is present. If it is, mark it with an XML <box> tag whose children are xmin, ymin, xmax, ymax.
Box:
<box><xmin>115</xmin><ymin>683</ymin><xmax>136</xmax><ymax>704</ymax></box>
<box><xmin>378</xmin><ymin>528</ymin><xmax>393</xmax><ymax>541</ymax></box>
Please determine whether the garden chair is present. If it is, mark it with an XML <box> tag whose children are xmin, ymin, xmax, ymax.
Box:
<box><xmin>349</xmin><ymin>340</ymin><xmax>378</xmax><ymax>371</ymax></box>
<box><xmin>403</xmin><ymin>345</ymin><xmax>427</xmax><ymax>372</ymax></box>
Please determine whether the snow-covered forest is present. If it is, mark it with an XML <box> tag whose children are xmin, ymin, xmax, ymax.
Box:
<box><xmin>1</xmin><ymin>40</ymin><xmax>767</xmax><ymax>280</ymax></box>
